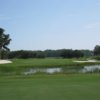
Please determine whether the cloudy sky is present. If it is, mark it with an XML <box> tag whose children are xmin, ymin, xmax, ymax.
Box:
<box><xmin>0</xmin><ymin>0</ymin><xmax>100</xmax><ymax>50</ymax></box>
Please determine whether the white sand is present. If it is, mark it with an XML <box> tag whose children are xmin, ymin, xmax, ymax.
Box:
<box><xmin>74</xmin><ymin>60</ymin><xmax>98</xmax><ymax>63</ymax></box>
<box><xmin>0</xmin><ymin>60</ymin><xmax>12</xmax><ymax>64</ymax></box>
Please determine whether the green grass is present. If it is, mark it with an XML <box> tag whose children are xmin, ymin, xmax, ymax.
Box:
<box><xmin>1</xmin><ymin>58</ymin><xmax>100</xmax><ymax>68</ymax></box>
<box><xmin>5</xmin><ymin>58</ymin><xmax>78</xmax><ymax>67</ymax></box>
<box><xmin>0</xmin><ymin>58</ymin><xmax>100</xmax><ymax>74</ymax></box>
<box><xmin>0</xmin><ymin>74</ymin><xmax>100</xmax><ymax>100</ymax></box>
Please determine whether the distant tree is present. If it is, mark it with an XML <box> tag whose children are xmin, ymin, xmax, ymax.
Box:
<box><xmin>81</xmin><ymin>50</ymin><xmax>93</xmax><ymax>57</ymax></box>
<box><xmin>60</xmin><ymin>49</ymin><xmax>73</xmax><ymax>58</ymax></box>
<box><xmin>94</xmin><ymin>45</ymin><xmax>100</xmax><ymax>55</ymax></box>
<box><xmin>36</xmin><ymin>51</ymin><xmax>45</xmax><ymax>58</ymax></box>
<box><xmin>0</xmin><ymin>28</ymin><xmax>11</xmax><ymax>58</ymax></box>
<box><xmin>44</xmin><ymin>49</ymin><xmax>60</xmax><ymax>57</ymax></box>
<box><xmin>60</xmin><ymin>49</ymin><xmax>84</xmax><ymax>58</ymax></box>
<box><xmin>73</xmin><ymin>50</ymin><xmax>84</xmax><ymax>58</ymax></box>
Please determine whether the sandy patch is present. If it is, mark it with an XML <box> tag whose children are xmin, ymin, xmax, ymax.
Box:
<box><xmin>0</xmin><ymin>60</ymin><xmax>12</xmax><ymax>64</ymax></box>
<box><xmin>74</xmin><ymin>60</ymin><xmax>98</xmax><ymax>63</ymax></box>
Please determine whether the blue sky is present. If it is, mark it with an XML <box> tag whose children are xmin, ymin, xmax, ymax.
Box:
<box><xmin>0</xmin><ymin>0</ymin><xmax>100</xmax><ymax>50</ymax></box>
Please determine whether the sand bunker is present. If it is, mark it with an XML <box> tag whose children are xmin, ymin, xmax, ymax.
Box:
<box><xmin>0</xmin><ymin>60</ymin><xmax>12</xmax><ymax>64</ymax></box>
<box><xmin>74</xmin><ymin>60</ymin><xmax>98</xmax><ymax>63</ymax></box>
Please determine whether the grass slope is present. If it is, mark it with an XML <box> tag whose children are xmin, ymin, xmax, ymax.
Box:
<box><xmin>0</xmin><ymin>74</ymin><xmax>100</xmax><ymax>100</ymax></box>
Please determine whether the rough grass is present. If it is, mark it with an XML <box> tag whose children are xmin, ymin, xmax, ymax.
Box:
<box><xmin>0</xmin><ymin>74</ymin><xmax>100</xmax><ymax>100</ymax></box>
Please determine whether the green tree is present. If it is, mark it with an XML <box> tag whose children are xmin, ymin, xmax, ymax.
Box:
<box><xmin>60</xmin><ymin>49</ymin><xmax>73</xmax><ymax>58</ymax></box>
<box><xmin>94</xmin><ymin>45</ymin><xmax>100</xmax><ymax>55</ymax></box>
<box><xmin>73</xmin><ymin>50</ymin><xmax>84</xmax><ymax>58</ymax></box>
<box><xmin>0</xmin><ymin>28</ymin><xmax>11</xmax><ymax>59</ymax></box>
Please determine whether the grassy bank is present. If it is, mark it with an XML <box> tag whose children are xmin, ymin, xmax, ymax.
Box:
<box><xmin>0</xmin><ymin>74</ymin><xmax>100</xmax><ymax>100</ymax></box>
<box><xmin>1</xmin><ymin>58</ymin><xmax>100</xmax><ymax>67</ymax></box>
<box><xmin>0</xmin><ymin>58</ymin><xmax>100</xmax><ymax>75</ymax></box>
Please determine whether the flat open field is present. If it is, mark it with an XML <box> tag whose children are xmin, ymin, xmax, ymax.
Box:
<box><xmin>0</xmin><ymin>74</ymin><xmax>100</xmax><ymax>100</ymax></box>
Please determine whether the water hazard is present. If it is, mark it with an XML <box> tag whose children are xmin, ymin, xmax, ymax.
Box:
<box><xmin>23</xmin><ymin>65</ymin><xmax>100</xmax><ymax>75</ymax></box>
<box><xmin>23</xmin><ymin>68</ymin><xmax>62</xmax><ymax>75</ymax></box>
<box><xmin>80</xmin><ymin>65</ymin><xmax>100</xmax><ymax>73</ymax></box>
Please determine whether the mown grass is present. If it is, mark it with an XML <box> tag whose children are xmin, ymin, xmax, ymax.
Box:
<box><xmin>1</xmin><ymin>58</ymin><xmax>100</xmax><ymax>67</ymax></box>
<box><xmin>0</xmin><ymin>74</ymin><xmax>100</xmax><ymax>100</ymax></box>
<box><xmin>0</xmin><ymin>58</ymin><xmax>100</xmax><ymax>74</ymax></box>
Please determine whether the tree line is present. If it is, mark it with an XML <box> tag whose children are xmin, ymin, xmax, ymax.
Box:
<box><xmin>6</xmin><ymin>49</ymin><xmax>92</xmax><ymax>59</ymax></box>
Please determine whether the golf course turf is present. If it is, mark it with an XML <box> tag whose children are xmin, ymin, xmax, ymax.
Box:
<box><xmin>0</xmin><ymin>74</ymin><xmax>100</xmax><ymax>100</ymax></box>
<box><xmin>0</xmin><ymin>58</ymin><xmax>100</xmax><ymax>100</ymax></box>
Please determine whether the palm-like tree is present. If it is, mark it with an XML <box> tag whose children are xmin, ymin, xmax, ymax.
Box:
<box><xmin>0</xmin><ymin>28</ymin><xmax>11</xmax><ymax>59</ymax></box>
<box><xmin>0</xmin><ymin>28</ymin><xmax>11</xmax><ymax>51</ymax></box>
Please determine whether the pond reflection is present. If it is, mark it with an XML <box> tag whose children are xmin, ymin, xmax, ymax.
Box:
<box><xmin>80</xmin><ymin>65</ymin><xmax>100</xmax><ymax>73</ymax></box>
<box><xmin>23</xmin><ymin>68</ymin><xmax>62</xmax><ymax>75</ymax></box>
<box><xmin>23</xmin><ymin>65</ymin><xmax>100</xmax><ymax>75</ymax></box>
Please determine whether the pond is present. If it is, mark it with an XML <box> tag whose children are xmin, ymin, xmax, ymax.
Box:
<box><xmin>23</xmin><ymin>65</ymin><xmax>100</xmax><ymax>75</ymax></box>
<box><xmin>80</xmin><ymin>65</ymin><xmax>100</xmax><ymax>73</ymax></box>
<box><xmin>23</xmin><ymin>68</ymin><xmax>62</xmax><ymax>75</ymax></box>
